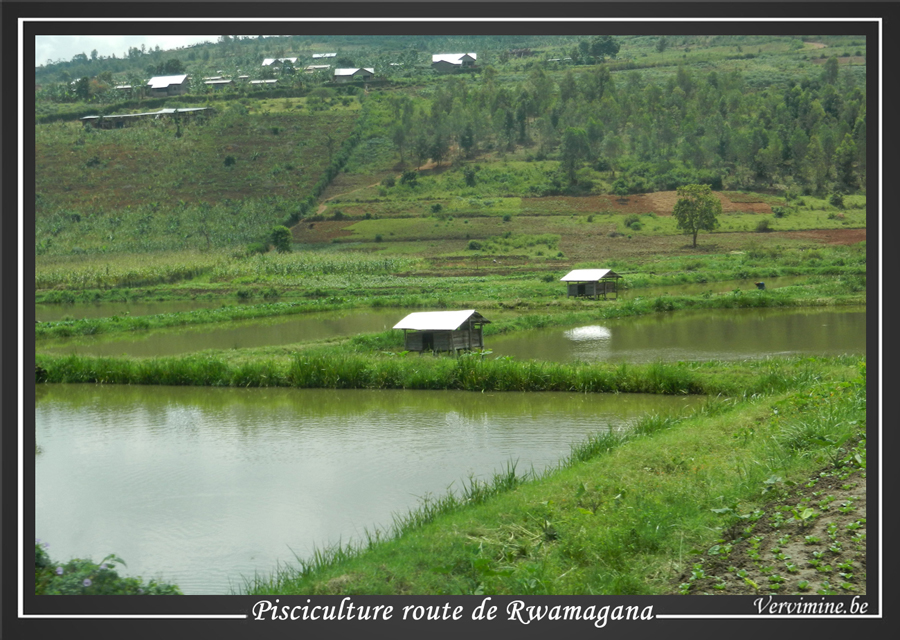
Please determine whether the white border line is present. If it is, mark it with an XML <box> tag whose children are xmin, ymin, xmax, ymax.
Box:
<box><xmin>20</xmin><ymin>14</ymin><xmax>881</xmax><ymax>621</ymax></box>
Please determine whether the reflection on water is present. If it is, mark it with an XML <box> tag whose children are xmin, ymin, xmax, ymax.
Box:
<box><xmin>35</xmin><ymin>384</ymin><xmax>702</xmax><ymax>595</ymax></box>
<box><xmin>490</xmin><ymin>307</ymin><xmax>866</xmax><ymax>363</ymax></box>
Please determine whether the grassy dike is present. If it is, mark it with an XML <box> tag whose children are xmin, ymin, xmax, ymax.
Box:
<box><xmin>232</xmin><ymin>359</ymin><xmax>865</xmax><ymax>596</ymax></box>
<box><xmin>35</xmin><ymin>279</ymin><xmax>865</xmax><ymax>341</ymax></box>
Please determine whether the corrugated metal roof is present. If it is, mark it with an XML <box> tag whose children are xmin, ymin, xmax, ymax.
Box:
<box><xmin>146</xmin><ymin>75</ymin><xmax>188</xmax><ymax>88</ymax></box>
<box><xmin>334</xmin><ymin>68</ymin><xmax>374</xmax><ymax>76</ymax></box>
<box><xmin>312</xmin><ymin>53</ymin><xmax>337</xmax><ymax>58</ymax></box>
<box><xmin>431</xmin><ymin>53</ymin><xmax>477</xmax><ymax>65</ymax></box>
<box><xmin>80</xmin><ymin>107</ymin><xmax>210</xmax><ymax>121</ymax></box>
<box><xmin>393</xmin><ymin>310</ymin><xmax>489</xmax><ymax>331</ymax></box>
<box><xmin>560</xmin><ymin>269</ymin><xmax>620</xmax><ymax>282</ymax></box>
<box><xmin>262</xmin><ymin>57</ymin><xmax>297</xmax><ymax>66</ymax></box>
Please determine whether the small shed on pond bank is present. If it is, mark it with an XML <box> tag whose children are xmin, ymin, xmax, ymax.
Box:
<box><xmin>393</xmin><ymin>310</ymin><xmax>490</xmax><ymax>353</ymax></box>
<box><xmin>561</xmin><ymin>269</ymin><xmax>622</xmax><ymax>300</ymax></box>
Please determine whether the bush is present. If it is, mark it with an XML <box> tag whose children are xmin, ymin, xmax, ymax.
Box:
<box><xmin>756</xmin><ymin>218</ymin><xmax>773</xmax><ymax>232</ymax></box>
<box><xmin>34</xmin><ymin>541</ymin><xmax>181</xmax><ymax>595</ymax></box>
<box><xmin>382</xmin><ymin>176</ymin><xmax>395</xmax><ymax>187</ymax></box>
<box><xmin>431</xmin><ymin>203</ymin><xmax>443</xmax><ymax>214</ymax></box>
<box><xmin>467</xmin><ymin>240</ymin><xmax>482</xmax><ymax>250</ymax></box>
<box><xmin>270</xmin><ymin>225</ymin><xmax>292</xmax><ymax>253</ymax></box>
<box><xmin>400</xmin><ymin>170</ymin><xmax>418</xmax><ymax>186</ymax></box>
<box><xmin>829</xmin><ymin>193</ymin><xmax>845</xmax><ymax>209</ymax></box>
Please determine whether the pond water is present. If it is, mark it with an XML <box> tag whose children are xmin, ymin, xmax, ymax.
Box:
<box><xmin>34</xmin><ymin>384</ymin><xmax>702</xmax><ymax>595</ymax></box>
<box><xmin>37</xmin><ymin>306</ymin><xmax>866</xmax><ymax>364</ymax></box>
<box><xmin>488</xmin><ymin>306</ymin><xmax>866</xmax><ymax>363</ymax></box>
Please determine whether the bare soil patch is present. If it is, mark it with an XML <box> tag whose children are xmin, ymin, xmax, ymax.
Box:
<box><xmin>522</xmin><ymin>191</ymin><xmax>774</xmax><ymax>217</ymax></box>
<box><xmin>673</xmin><ymin>469</ymin><xmax>866</xmax><ymax>596</ymax></box>
<box><xmin>777</xmin><ymin>229</ymin><xmax>866</xmax><ymax>245</ymax></box>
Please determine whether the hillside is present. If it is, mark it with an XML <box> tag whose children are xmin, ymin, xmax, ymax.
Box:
<box><xmin>34</xmin><ymin>34</ymin><xmax>867</xmax><ymax>269</ymax></box>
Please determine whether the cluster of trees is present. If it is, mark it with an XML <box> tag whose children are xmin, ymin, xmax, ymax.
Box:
<box><xmin>379</xmin><ymin>55</ymin><xmax>865</xmax><ymax>195</ymax></box>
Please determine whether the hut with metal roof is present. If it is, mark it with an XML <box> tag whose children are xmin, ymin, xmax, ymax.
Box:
<box><xmin>393</xmin><ymin>310</ymin><xmax>490</xmax><ymax>353</ymax></box>
<box><xmin>560</xmin><ymin>269</ymin><xmax>622</xmax><ymax>300</ymax></box>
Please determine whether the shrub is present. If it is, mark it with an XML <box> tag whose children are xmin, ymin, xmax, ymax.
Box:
<box><xmin>502</xmin><ymin>214</ymin><xmax>512</xmax><ymax>222</ymax></box>
<box><xmin>467</xmin><ymin>240</ymin><xmax>483</xmax><ymax>250</ymax></box>
<box><xmin>756</xmin><ymin>218</ymin><xmax>773</xmax><ymax>233</ymax></box>
<box><xmin>375</xmin><ymin>234</ymin><xmax>383</xmax><ymax>243</ymax></box>
<box><xmin>431</xmin><ymin>203</ymin><xmax>443</xmax><ymax>214</ymax></box>
<box><xmin>382</xmin><ymin>176</ymin><xmax>395</xmax><ymax>187</ymax></box>
<box><xmin>400</xmin><ymin>170</ymin><xmax>418</xmax><ymax>186</ymax></box>
<box><xmin>829</xmin><ymin>193</ymin><xmax>845</xmax><ymax>209</ymax></box>
<box><xmin>35</xmin><ymin>541</ymin><xmax>181</xmax><ymax>595</ymax></box>
<box><xmin>270</xmin><ymin>225</ymin><xmax>292</xmax><ymax>253</ymax></box>
<box><xmin>223</xmin><ymin>155</ymin><xmax>236</xmax><ymax>167</ymax></box>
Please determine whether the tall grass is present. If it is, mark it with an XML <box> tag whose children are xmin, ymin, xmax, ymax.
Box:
<box><xmin>35</xmin><ymin>350</ymin><xmax>863</xmax><ymax>399</ymax></box>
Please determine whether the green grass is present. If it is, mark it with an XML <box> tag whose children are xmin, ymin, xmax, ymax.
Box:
<box><xmin>237</xmin><ymin>358</ymin><xmax>864</xmax><ymax>595</ymax></box>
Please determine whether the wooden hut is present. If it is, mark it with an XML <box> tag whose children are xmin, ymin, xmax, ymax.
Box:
<box><xmin>393</xmin><ymin>310</ymin><xmax>490</xmax><ymax>353</ymax></box>
<box><xmin>560</xmin><ymin>269</ymin><xmax>622</xmax><ymax>300</ymax></box>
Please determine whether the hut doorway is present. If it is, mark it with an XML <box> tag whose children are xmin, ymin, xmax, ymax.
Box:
<box><xmin>421</xmin><ymin>332</ymin><xmax>435</xmax><ymax>351</ymax></box>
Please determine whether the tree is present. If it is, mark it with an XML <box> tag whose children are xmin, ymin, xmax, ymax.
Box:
<box><xmin>559</xmin><ymin>127</ymin><xmax>590</xmax><ymax>184</ymax></box>
<box><xmin>270</xmin><ymin>226</ymin><xmax>292</xmax><ymax>253</ymax></box>
<box><xmin>672</xmin><ymin>184</ymin><xmax>722</xmax><ymax>248</ymax></box>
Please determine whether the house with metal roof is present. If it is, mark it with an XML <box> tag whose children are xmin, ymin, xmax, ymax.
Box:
<box><xmin>333</xmin><ymin>67</ymin><xmax>375</xmax><ymax>82</ymax></box>
<box><xmin>393</xmin><ymin>310</ymin><xmax>490</xmax><ymax>353</ymax></box>
<box><xmin>312</xmin><ymin>53</ymin><xmax>337</xmax><ymax>59</ymax></box>
<box><xmin>204</xmin><ymin>78</ymin><xmax>235</xmax><ymax>90</ymax></box>
<box><xmin>305</xmin><ymin>65</ymin><xmax>332</xmax><ymax>74</ymax></box>
<box><xmin>431</xmin><ymin>53</ymin><xmax>477</xmax><ymax>73</ymax></box>
<box><xmin>560</xmin><ymin>269</ymin><xmax>622</xmax><ymax>300</ymax></box>
<box><xmin>80</xmin><ymin>107</ymin><xmax>212</xmax><ymax>129</ymax></box>
<box><xmin>146</xmin><ymin>74</ymin><xmax>190</xmax><ymax>97</ymax></box>
<box><xmin>262</xmin><ymin>57</ymin><xmax>298</xmax><ymax>66</ymax></box>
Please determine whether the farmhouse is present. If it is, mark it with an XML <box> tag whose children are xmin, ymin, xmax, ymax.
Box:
<box><xmin>333</xmin><ymin>67</ymin><xmax>375</xmax><ymax>82</ymax></box>
<box><xmin>560</xmin><ymin>269</ymin><xmax>622</xmax><ymax>300</ymax></box>
<box><xmin>250</xmin><ymin>79</ymin><xmax>278</xmax><ymax>87</ymax></box>
<box><xmin>312</xmin><ymin>53</ymin><xmax>337</xmax><ymax>59</ymax></box>
<box><xmin>431</xmin><ymin>53</ymin><xmax>477</xmax><ymax>73</ymax></box>
<box><xmin>146</xmin><ymin>74</ymin><xmax>190</xmax><ymax>97</ymax></box>
<box><xmin>393</xmin><ymin>310</ymin><xmax>490</xmax><ymax>353</ymax></box>
<box><xmin>262</xmin><ymin>57</ymin><xmax>298</xmax><ymax>67</ymax></box>
<box><xmin>80</xmin><ymin>107</ymin><xmax>212</xmax><ymax>129</ymax></box>
<box><xmin>204</xmin><ymin>78</ymin><xmax>234</xmax><ymax>90</ymax></box>
<box><xmin>305</xmin><ymin>65</ymin><xmax>331</xmax><ymax>74</ymax></box>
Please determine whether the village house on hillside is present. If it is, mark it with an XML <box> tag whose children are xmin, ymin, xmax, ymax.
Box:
<box><xmin>560</xmin><ymin>269</ymin><xmax>623</xmax><ymax>300</ymax></box>
<box><xmin>431</xmin><ymin>53</ymin><xmax>477</xmax><ymax>73</ymax></box>
<box><xmin>333</xmin><ymin>67</ymin><xmax>375</xmax><ymax>82</ymax></box>
<box><xmin>80</xmin><ymin>107</ymin><xmax>212</xmax><ymax>129</ymax></box>
<box><xmin>393</xmin><ymin>310</ymin><xmax>490</xmax><ymax>353</ymax></box>
<box><xmin>305</xmin><ymin>65</ymin><xmax>331</xmax><ymax>74</ymax></box>
<box><xmin>146</xmin><ymin>74</ymin><xmax>190</xmax><ymax>97</ymax></box>
<box><xmin>261</xmin><ymin>57</ymin><xmax>298</xmax><ymax>67</ymax></box>
<box><xmin>312</xmin><ymin>53</ymin><xmax>337</xmax><ymax>59</ymax></box>
<box><xmin>204</xmin><ymin>78</ymin><xmax>234</xmax><ymax>90</ymax></box>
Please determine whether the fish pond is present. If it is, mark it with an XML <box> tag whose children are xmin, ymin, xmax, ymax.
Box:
<box><xmin>34</xmin><ymin>384</ymin><xmax>703</xmax><ymax>595</ymax></box>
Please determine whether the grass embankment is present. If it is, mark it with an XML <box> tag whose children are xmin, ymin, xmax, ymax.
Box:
<box><xmin>35</xmin><ymin>273</ymin><xmax>865</xmax><ymax>342</ymax></box>
<box><xmin>233</xmin><ymin>358</ymin><xmax>865</xmax><ymax>596</ymax></box>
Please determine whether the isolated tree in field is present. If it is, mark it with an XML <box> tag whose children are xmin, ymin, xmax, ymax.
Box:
<box><xmin>672</xmin><ymin>184</ymin><xmax>722</xmax><ymax>248</ymax></box>
<box><xmin>270</xmin><ymin>226</ymin><xmax>292</xmax><ymax>253</ymax></box>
